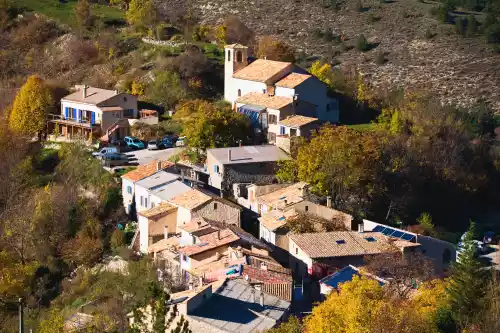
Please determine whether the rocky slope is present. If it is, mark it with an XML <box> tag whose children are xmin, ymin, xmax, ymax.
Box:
<box><xmin>191</xmin><ymin>0</ymin><xmax>500</xmax><ymax>111</ymax></box>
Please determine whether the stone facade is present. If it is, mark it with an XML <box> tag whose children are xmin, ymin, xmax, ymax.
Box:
<box><xmin>192</xmin><ymin>198</ymin><xmax>242</xmax><ymax>227</ymax></box>
<box><xmin>222</xmin><ymin>163</ymin><xmax>280</xmax><ymax>194</ymax></box>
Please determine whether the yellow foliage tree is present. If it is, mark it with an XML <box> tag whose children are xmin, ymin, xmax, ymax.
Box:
<box><xmin>38</xmin><ymin>309</ymin><xmax>64</xmax><ymax>333</ymax></box>
<box><xmin>131</xmin><ymin>80</ymin><xmax>145</xmax><ymax>96</ymax></box>
<box><xmin>305</xmin><ymin>276</ymin><xmax>448</xmax><ymax>333</ymax></box>
<box><xmin>256</xmin><ymin>36</ymin><xmax>295</xmax><ymax>62</ymax></box>
<box><xmin>215</xmin><ymin>24</ymin><xmax>227</xmax><ymax>44</ymax></box>
<box><xmin>9</xmin><ymin>75</ymin><xmax>53</xmax><ymax>138</ymax></box>
<box><xmin>309</xmin><ymin>61</ymin><xmax>334</xmax><ymax>88</ymax></box>
<box><xmin>126</xmin><ymin>0</ymin><xmax>157</xmax><ymax>30</ymax></box>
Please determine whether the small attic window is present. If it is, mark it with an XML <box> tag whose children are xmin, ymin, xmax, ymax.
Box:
<box><xmin>336</xmin><ymin>240</ymin><xmax>346</xmax><ymax>244</ymax></box>
<box><xmin>123</xmin><ymin>96</ymin><xmax>127</xmax><ymax>102</ymax></box>
<box><xmin>365</xmin><ymin>237</ymin><xmax>377</xmax><ymax>242</ymax></box>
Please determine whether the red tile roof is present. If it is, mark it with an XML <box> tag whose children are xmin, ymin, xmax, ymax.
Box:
<box><xmin>121</xmin><ymin>160</ymin><xmax>174</xmax><ymax>182</ymax></box>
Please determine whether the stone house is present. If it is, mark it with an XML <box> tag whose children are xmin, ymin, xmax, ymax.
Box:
<box><xmin>206</xmin><ymin>145</ymin><xmax>290</xmax><ymax>195</ymax></box>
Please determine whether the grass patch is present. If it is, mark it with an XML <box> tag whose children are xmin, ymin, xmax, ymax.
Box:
<box><xmin>113</xmin><ymin>166</ymin><xmax>136</xmax><ymax>177</ymax></box>
<box><xmin>20</xmin><ymin>0</ymin><xmax>125</xmax><ymax>28</ymax></box>
<box><xmin>203</xmin><ymin>43</ymin><xmax>224</xmax><ymax>63</ymax></box>
<box><xmin>347</xmin><ymin>123</ymin><xmax>377</xmax><ymax>131</ymax></box>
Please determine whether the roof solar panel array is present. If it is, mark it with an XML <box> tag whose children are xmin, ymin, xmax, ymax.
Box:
<box><xmin>371</xmin><ymin>225</ymin><xmax>416</xmax><ymax>242</ymax></box>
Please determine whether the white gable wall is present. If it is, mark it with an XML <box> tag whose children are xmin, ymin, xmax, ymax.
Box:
<box><xmin>275</xmin><ymin>86</ymin><xmax>296</xmax><ymax>98</ymax></box>
<box><xmin>122</xmin><ymin>178</ymin><xmax>135</xmax><ymax>214</ymax></box>
<box><xmin>226</xmin><ymin>78</ymin><xmax>267</xmax><ymax>107</ymax></box>
<box><xmin>138</xmin><ymin>214</ymin><xmax>150</xmax><ymax>252</ymax></box>
<box><xmin>60</xmin><ymin>101</ymin><xmax>103</xmax><ymax>123</ymax></box>
<box><xmin>295</xmin><ymin>79</ymin><xmax>338</xmax><ymax>123</ymax></box>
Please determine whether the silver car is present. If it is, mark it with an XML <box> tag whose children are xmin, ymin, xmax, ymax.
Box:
<box><xmin>99</xmin><ymin>153</ymin><xmax>129</xmax><ymax>167</ymax></box>
<box><xmin>148</xmin><ymin>140</ymin><xmax>161</xmax><ymax>150</ymax></box>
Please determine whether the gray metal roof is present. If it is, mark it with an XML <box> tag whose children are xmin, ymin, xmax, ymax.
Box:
<box><xmin>188</xmin><ymin>280</ymin><xmax>290</xmax><ymax>333</ymax></box>
<box><xmin>135</xmin><ymin>171</ymin><xmax>179</xmax><ymax>190</ymax></box>
<box><xmin>150</xmin><ymin>181</ymin><xmax>192</xmax><ymax>202</ymax></box>
<box><xmin>208</xmin><ymin>145</ymin><xmax>290</xmax><ymax>165</ymax></box>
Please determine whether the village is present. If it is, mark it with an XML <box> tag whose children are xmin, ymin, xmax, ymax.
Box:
<box><xmin>44</xmin><ymin>42</ymin><xmax>464</xmax><ymax>332</ymax></box>
<box><xmin>2</xmin><ymin>0</ymin><xmax>500</xmax><ymax>331</ymax></box>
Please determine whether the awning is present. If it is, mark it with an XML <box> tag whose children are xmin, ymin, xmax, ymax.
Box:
<box><xmin>237</xmin><ymin>104</ymin><xmax>265</xmax><ymax>128</ymax></box>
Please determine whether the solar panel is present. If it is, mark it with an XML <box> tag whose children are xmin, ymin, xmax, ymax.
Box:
<box><xmin>401</xmin><ymin>233</ymin><xmax>415</xmax><ymax>241</ymax></box>
<box><xmin>391</xmin><ymin>230</ymin><xmax>405</xmax><ymax>238</ymax></box>
<box><xmin>372</xmin><ymin>225</ymin><xmax>385</xmax><ymax>232</ymax></box>
<box><xmin>364</xmin><ymin>237</ymin><xmax>377</xmax><ymax>242</ymax></box>
<box><xmin>382</xmin><ymin>228</ymin><xmax>396</xmax><ymax>236</ymax></box>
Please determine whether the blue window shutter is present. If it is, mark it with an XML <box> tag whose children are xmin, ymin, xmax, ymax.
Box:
<box><xmin>213</xmin><ymin>165</ymin><xmax>217</xmax><ymax>172</ymax></box>
<box><xmin>280</xmin><ymin>126</ymin><xmax>285</xmax><ymax>135</ymax></box>
<box><xmin>64</xmin><ymin>107</ymin><xmax>69</xmax><ymax>119</ymax></box>
<box><xmin>91</xmin><ymin>112</ymin><xmax>95</xmax><ymax>124</ymax></box>
<box><xmin>72</xmin><ymin>108</ymin><xmax>76</xmax><ymax>120</ymax></box>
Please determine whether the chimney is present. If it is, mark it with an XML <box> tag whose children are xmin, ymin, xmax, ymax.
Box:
<box><xmin>188</xmin><ymin>282</ymin><xmax>193</xmax><ymax>290</ymax></box>
<box><xmin>114</xmin><ymin>89</ymin><xmax>119</xmax><ymax>95</ymax></box>
<box><xmin>228</xmin><ymin>149</ymin><xmax>232</xmax><ymax>161</ymax></box>
<box><xmin>199</xmin><ymin>276</ymin><xmax>203</xmax><ymax>287</ymax></box>
<box><xmin>358</xmin><ymin>224</ymin><xmax>364</xmax><ymax>233</ymax></box>
<box><xmin>156</xmin><ymin>160</ymin><xmax>162</xmax><ymax>171</ymax></box>
<box><xmin>259</xmin><ymin>292</ymin><xmax>264</xmax><ymax>307</ymax></box>
<box><xmin>326</xmin><ymin>196</ymin><xmax>332</xmax><ymax>208</ymax></box>
<box><xmin>164</xmin><ymin>225</ymin><xmax>169</xmax><ymax>239</ymax></box>
<box><xmin>82</xmin><ymin>85</ymin><xmax>88</xmax><ymax>99</ymax></box>
<box><xmin>217</xmin><ymin>229</ymin><xmax>221</xmax><ymax>240</ymax></box>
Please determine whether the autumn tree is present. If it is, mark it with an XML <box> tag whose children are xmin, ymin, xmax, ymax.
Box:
<box><xmin>146</xmin><ymin>71</ymin><xmax>187</xmax><ymax>109</ymax></box>
<box><xmin>75</xmin><ymin>0</ymin><xmax>92</xmax><ymax>34</ymax></box>
<box><xmin>110</xmin><ymin>0</ymin><xmax>132</xmax><ymax>10</ymax></box>
<box><xmin>9</xmin><ymin>75</ymin><xmax>54</xmax><ymax>139</ymax></box>
<box><xmin>126</xmin><ymin>0</ymin><xmax>158</xmax><ymax>33</ymax></box>
<box><xmin>174</xmin><ymin>100</ymin><xmax>251</xmax><ymax>153</ymax></box>
<box><xmin>265</xmin><ymin>316</ymin><xmax>302</xmax><ymax>333</ymax></box>
<box><xmin>256</xmin><ymin>36</ymin><xmax>295</xmax><ymax>62</ymax></box>
<box><xmin>309</xmin><ymin>61</ymin><xmax>335</xmax><ymax>90</ymax></box>
<box><xmin>305</xmin><ymin>276</ymin><xmax>446</xmax><ymax>333</ymax></box>
<box><xmin>278</xmin><ymin>125</ymin><xmax>384</xmax><ymax>214</ymax></box>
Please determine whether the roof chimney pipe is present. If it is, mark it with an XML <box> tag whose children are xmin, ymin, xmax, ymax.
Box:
<box><xmin>164</xmin><ymin>225</ymin><xmax>169</xmax><ymax>239</ymax></box>
<box><xmin>82</xmin><ymin>85</ymin><xmax>88</xmax><ymax>99</ymax></box>
<box><xmin>259</xmin><ymin>292</ymin><xmax>264</xmax><ymax>307</ymax></box>
<box><xmin>156</xmin><ymin>160</ymin><xmax>162</xmax><ymax>171</ymax></box>
<box><xmin>326</xmin><ymin>196</ymin><xmax>332</xmax><ymax>208</ymax></box>
<box><xmin>228</xmin><ymin>149</ymin><xmax>232</xmax><ymax>161</ymax></box>
<box><xmin>358</xmin><ymin>224</ymin><xmax>364</xmax><ymax>233</ymax></box>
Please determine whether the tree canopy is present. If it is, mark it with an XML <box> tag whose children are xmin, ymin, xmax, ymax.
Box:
<box><xmin>256</xmin><ymin>36</ymin><xmax>295</xmax><ymax>62</ymax></box>
<box><xmin>9</xmin><ymin>75</ymin><xmax>53</xmax><ymax>137</ymax></box>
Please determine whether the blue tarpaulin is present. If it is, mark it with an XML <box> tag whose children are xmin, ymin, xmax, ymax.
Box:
<box><xmin>238</xmin><ymin>105</ymin><xmax>265</xmax><ymax>128</ymax></box>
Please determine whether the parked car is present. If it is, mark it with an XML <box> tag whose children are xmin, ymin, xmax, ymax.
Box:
<box><xmin>92</xmin><ymin>146</ymin><xmax>118</xmax><ymax>157</ymax></box>
<box><xmin>124</xmin><ymin>136</ymin><xmax>145</xmax><ymax>149</ymax></box>
<box><xmin>176</xmin><ymin>136</ymin><xmax>187</xmax><ymax>147</ymax></box>
<box><xmin>147</xmin><ymin>140</ymin><xmax>161</xmax><ymax>150</ymax></box>
<box><xmin>161</xmin><ymin>135</ymin><xmax>177</xmax><ymax>148</ymax></box>
<box><xmin>99</xmin><ymin>153</ymin><xmax>129</xmax><ymax>167</ymax></box>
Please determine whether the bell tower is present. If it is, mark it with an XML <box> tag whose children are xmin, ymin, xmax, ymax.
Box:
<box><xmin>224</xmin><ymin>44</ymin><xmax>248</xmax><ymax>103</ymax></box>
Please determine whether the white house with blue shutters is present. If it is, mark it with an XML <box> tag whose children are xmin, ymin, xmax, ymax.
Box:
<box><xmin>49</xmin><ymin>85</ymin><xmax>138</xmax><ymax>142</ymax></box>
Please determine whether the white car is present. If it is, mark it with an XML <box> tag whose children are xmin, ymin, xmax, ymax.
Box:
<box><xmin>147</xmin><ymin>140</ymin><xmax>161</xmax><ymax>150</ymax></box>
<box><xmin>176</xmin><ymin>136</ymin><xmax>187</xmax><ymax>147</ymax></box>
<box><xmin>92</xmin><ymin>147</ymin><xmax>118</xmax><ymax>157</ymax></box>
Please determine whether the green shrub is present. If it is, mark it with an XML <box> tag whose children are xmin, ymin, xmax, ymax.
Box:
<box><xmin>356</xmin><ymin>34</ymin><xmax>369</xmax><ymax>52</ymax></box>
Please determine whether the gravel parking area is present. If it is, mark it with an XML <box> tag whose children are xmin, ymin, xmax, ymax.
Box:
<box><xmin>124</xmin><ymin>147</ymin><xmax>183</xmax><ymax>166</ymax></box>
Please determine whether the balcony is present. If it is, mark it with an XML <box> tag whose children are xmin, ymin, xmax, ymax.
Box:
<box><xmin>48</xmin><ymin>114</ymin><xmax>99</xmax><ymax>129</ymax></box>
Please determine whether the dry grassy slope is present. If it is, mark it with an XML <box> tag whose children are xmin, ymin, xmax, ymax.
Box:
<box><xmin>192</xmin><ymin>0</ymin><xmax>500</xmax><ymax>111</ymax></box>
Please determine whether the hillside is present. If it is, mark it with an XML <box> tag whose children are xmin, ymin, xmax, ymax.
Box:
<box><xmin>192</xmin><ymin>0</ymin><xmax>500</xmax><ymax>111</ymax></box>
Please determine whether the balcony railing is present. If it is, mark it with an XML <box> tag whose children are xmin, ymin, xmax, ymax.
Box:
<box><xmin>48</xmin><ymin>114</ymin><xmax>99</xmax><ymax>128</ymax></box>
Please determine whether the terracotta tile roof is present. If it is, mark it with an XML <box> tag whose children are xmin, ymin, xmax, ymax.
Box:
<box><xmin>233</xmin><ymin>59</ymin><xmax>292</xmax><ymax>83</ymax></box>
<box><xmin>137</xmin><ymin>202</ymin><xmax>177</xmax><ymax>219</ymax></box>
<box><xmin>121</xmin><ymin>160</ymin><xmax>174</xmax><ymax>182</ymax></box>
<box><xmin>236</xmin><ymin>92</ymin><xmax>292</xmax><ymax>110</ymax></box>
<box><xmin>240</xmin><ymin>265</ymin><xmax>292</xmax><ymax>301</ymax></box>
<box><xmin>147</xmin><ymin>236</ymin><xmax>180</xmax><ymax>253</ymax></box>
<box><xmin>259</xmin><ymin>209</ymin><xmax>298</xmax><ymax>232</ymax></box>
<box><xmin>178</xmin><ymin>228</ymin><xmax>240</xmax><ymax>256</ymax></box>
<box><xmin>168</xmin><ymin>189</ymin><xmax>212</xmax><ymax>210</ymax></box>
<box><xmin>62</xmin><ymin>87</ymin><xmax>119</xmax><ymax>105</ymax></box>
<box><xmin>275</xmin><ymin>73</ymin><xmax>312</xmax><ymax>88</ymax></box>
<box><xmin>278</xmin><ymin>115</ymin><xmax>319</xmax><ymax>128</ymax></box>
<box><xmin>290</xmin><ymin>231</ymin><xmax>402</xmax><ymax>259</ymax></box>
<box><xmin>257</xmin><ymin>182</ymin><xmax>307</xmax><ymax>209</ymax></box>
<box><xmin>179</xmin><ymin>217</ymin><xmax>211</xmax><ymax>233</ymax></box>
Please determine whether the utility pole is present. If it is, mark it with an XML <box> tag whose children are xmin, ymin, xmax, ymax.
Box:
<box><xmin>18</xmin><ymin>298</ymin><xmax>24</xmax><ymax>333</ymax></box>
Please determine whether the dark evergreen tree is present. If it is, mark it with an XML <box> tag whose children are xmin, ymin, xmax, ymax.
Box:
<box><xmin>446</xmin><ymin>222</ymin><xmax>490</xmax><ymax>328</ymax></box>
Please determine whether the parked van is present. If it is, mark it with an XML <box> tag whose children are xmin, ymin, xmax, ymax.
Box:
<box><xmin>92</xmin><ymin>146</ymin><xmax>118</xmax><ymax>157</ymax></box>
<box><xmin>99</xmin><ymin>153</ymin><xmax>129</xmax><ymax>167</ymax></box>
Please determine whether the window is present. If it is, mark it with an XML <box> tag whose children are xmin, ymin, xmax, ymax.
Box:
<box><xmin>227</xmin><ymin>50</ymin><xmax>231</xmax><ymax>62</ymax></box>
<box><xmin>140</xmin><ymin>196</ymin><xmax>144</xmax><ymax>207</ymax></box>
<box><xmin>214</xmin><ymin>203</ymin><xmax>218</xmax><ymax>210</ymax></box>
<box><xmin>268</xmin><ymin>114</ymin><xmax>277</xmax><ymax>124</ymax></box>
<box><xmin>305</xmin><ymin>205</ymin><xmax>309</xmax><ymax>212</ymax></box>
<box><xmin>213</xmin><ymin>165</ymin><xmax>220</xmax><ymax>173</ymax></box>
<box><xmin>123</xmin><ymin>109</ymin><xmax>134</xmax><ymax>118</ymax></box>
<box><xmin>280</xmin><ymin>126</ymin><xmax>286</xmax><ymax>135</ymax></box>
<box><xmin>123</xmin><ymin>96</ymin><xmax>128</xmax><ymax>102</ymax></box>
<box><xmin>127</xmin><ymin>186</ymin><xmax>132</xmax><ymax>194</ymax></box>
<box><xmin>237</xmin><ymin>89</ymin><xmax>241</xmax><ymax>97</ymax></box>
<box><xmin>144</xmin><ymin>198</ymin><xmax>148</xmax><ymax>207</ymax></box>
<box><xmin>295</xmin><ymin>247</ymin><xmax>298</xmax><ymax>255</ymax></box>
<box><xmin>236</xmin><ymin>50</ymin><xmax>243</xmax><ymax>62</ymax></box>
<box><xmin>183</xmin><ymin>254</ymin><xmax>188</xmax><ymax>262</ymax></box>
<box><xmin>262</xmin><ymin>89</ymin><xmax>266</xmax><ymax>94</ymax></box>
